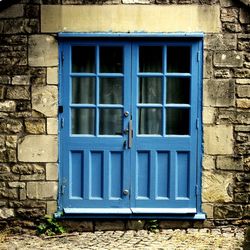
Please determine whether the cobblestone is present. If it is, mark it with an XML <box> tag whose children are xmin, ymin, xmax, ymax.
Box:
<box><xmin>0</xmin><ymin>227</ymin><xmax>245</xmax><ymax>250</ymax></box>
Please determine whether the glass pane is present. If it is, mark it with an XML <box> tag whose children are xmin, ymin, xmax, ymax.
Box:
<box><xmin>139</xmin><ymin>46</ymin><xmax>162</xmax><ymax>72</ymax></box>
<box><xmin>72</xmin><ymin>77</ymin><xmax>95</xmax><ymax>104</ymax></box>
<box><xmin>167</xmin><ymin>78</ymin><xmax>190</xmax><ymax>104</ymax></box>
<box><xmin>100</xmin><ymin>47</ymin><xmax>123</xmax><ymax>73</ymax></box>
<box><xmin>139</xmin><ymin>77</ymin><xmax>162</xmax><ymax>104</ymax></box>
<box><xmin>72</xmin><ymin>108</ymin><xmax>95</xmax><ymax>135</ymax></box>
<box><xmin>139</xmin><ymin>108</ymin><xmax>162</xmax><ymax>135</ymax></box>
<box><xmin>72</xmin><ymin>46</ymin><xmax>95</xmax><ymax>73</ymax></box>
<box><xmin>99</xmin><ymin>109</ymin><xmax>122</xmax><ymax>135</ymax></box>
<box><xmin>100</xmin><ymin>78</ymin><xmax>122</xmax><ymax>104</ymax></box>
<box><xmin>167</xmin><ymin>46</ymin><xmax>190</xmax><ymax>73</ymax></box>
<box><xmin>166</xmin><ymin>108</ymin><xmax>189</xmax><ymax>135</ymax></box>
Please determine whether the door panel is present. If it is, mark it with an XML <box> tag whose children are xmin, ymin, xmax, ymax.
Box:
<box><xmin>59</xmin><ymin>39</ymin><xmax>201</xmax><ymax>215</ymax></box>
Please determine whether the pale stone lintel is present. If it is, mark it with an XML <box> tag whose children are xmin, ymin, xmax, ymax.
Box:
<box><xmin>41</xmin><ymin>5</ymin><xmax>221</xmax><ymax>33</ymax></box>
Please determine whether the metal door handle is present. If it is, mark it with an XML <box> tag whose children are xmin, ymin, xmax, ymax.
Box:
<box><xmin>128</xmin><ymin>120</ymin><xmax>133</xmax><ymax>149</ymax></box>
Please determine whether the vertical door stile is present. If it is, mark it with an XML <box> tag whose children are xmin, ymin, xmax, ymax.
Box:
<box><xmin>83</xmin><ymin>150</ymin><xmax>90</xmax><ymax>200</ymax></box>
<box><xmin>150</xmin><ymin>150</ymin><xmax>156</xmax><ymax>201</ymax></box>
<box><xmin>103</xmin><ymin>150</ymin><xmax>109</xmax><ymax>200</ymax></box>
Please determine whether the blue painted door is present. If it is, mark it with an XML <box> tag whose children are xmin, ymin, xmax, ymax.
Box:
<box><xmin>59</xmin><ymin>39</ymin><xmax>202</xmax><ymax>215</ymax></box>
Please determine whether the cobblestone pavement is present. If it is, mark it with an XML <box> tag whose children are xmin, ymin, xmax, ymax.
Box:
<box><xmin>0</xmin><ymin>227</ymin><xmax>246</xmax><ymax>250</ymax></box>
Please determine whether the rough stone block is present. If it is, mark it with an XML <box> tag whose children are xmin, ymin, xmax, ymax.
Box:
<box><xmin>0</xmin><ymin>4</ymin><xmax>24</xmax><ymax>18</ymax></box>
<box><xmin>235</xmin><ymin>193</ymin><xmax>249</xmax><ymax>203</ymax></box>
<box><xmin>28</xmin><ymin>35</ymin><xmax>58</xmax><ymax>67</ymax></box>
<box><xmin>159</xmin><ymin>221</ymin><xmax>192</xmax><ymax>229</ymax></box>
<box><xmin>221</xmin><ymin>8</ymin><xmax>238</xmax><ymax>23</ymax></box>
<box><xmin>62</xmin><ymin>220</ymin><xmax>93</xmax><ymax>232</ymax></box>
<box><xmin>214</xmin><ymin>51</ymin><xmax>243</xmax><ymax>68</ymax></box>
<box><xmin>25</xmin><ymin>118</ymin><xmax>46</xmax><ymax>134</ymax></box>
<box><xmin>202</xmin><ymin>203</ymin><xmax>213</xmax><ymax>219</ymax></box>
<box><xmin>0</xmin><ymin>119</ymin><xmax>23</xmax><ymax>133</ymax></box>
<box><xmin>202</xmin><ymin>170</ymin><xmax>233</xmax><ymax>203</ymax></box>
<box><xmin>237</xmin><ymin>86</ymin><xmax>250</xmax><ymax>98</ymax></box>
<box><xmin>46</xmin><ymin>163</ymin><xmax>58</xmax><ymax>181</ymax></box>
<box><xmin>214</xmin><ymin>205</ymin><xmax>243</xmax><ymax>219</ymax></box>
<box><xmin>239</xmin><ymin>8</ymin><xmax>250</xmax><ymax>24</ymax></box>
<box><xmin>95</xmin><ymin>221</ymin><xmax>125</xmax><ymax>231</ymax></box>
<box><xmin>204</xmin><ymin>125</ymin><xmax>233</xmax><ymax>154</ymax></box>
<box><xmin>235</xmin><ymin>125</ymin><xmax>250</xmax><ymax>132</ymax></box>
<box><xmin>126</xmin><ymin>220</ymin><xmax>145</xmax><ymax>230</ymax></box>
<box><xmin>203</xmin><ymin>79</ymin><xmax>235</xmax><ymax>107</ymax></box>
<box><xmin>46</xmin><ymin>201</ymin><xmax>57</xmax><ymax>215</ymax></box>
<box><xmin>203</xmin><ymin>107</ymin><xmax>216</xmax><ymax>124</ymax></box>
<box><xmin>122</xmin><ymin>0</ymin><xmax>151</xmax><ymax>3</ymax></box>
<box><xmin>27</xmin><ymin>181</ymin><xmax>58</xmax><ymax>200</ymax></box>
<box><xmin>8</xmin><ymin>182</ymin><xmax>25</xmax><ymax>189</ymax></box>
<box><xmin>220</xmin><ymin>0</ymin><xmax>234</xmax><ymax>7</ymax></box>
<box><xmin>238</xmin><ymin>41</ymin><xmax>250</xmax><ymax>51</ymax></box>
<box><xmin>0</xmin><ymin>86</ymin><xmax>5</xmax><ymax>99</ymax></box>
<box><xmin>32</xmin><ymin>86</ymin><xmax>58</xmax><ymax>117</ymax></box>
<box><xmin>237</xmin><ymin>99</ymin><xmax>250</xmax><ymax>109</ymax></box>
<box><xmin>234</xmin><ymin>69</ymin><xmax>250</xmax><ymax>78</ymax></box>
<box><xmin>12</xmin><ymin>75</ymin><xmax>30</xmax><ymax>85</ymax></box>
<box><xmin>47</xmin><ymin>67</ymin><xmax>58</xmax><ymax>85</ymax></box>
<box><xmin>16</xmin><ymin>208</ymin><xmax>45</xmax><ymax>218</ymax></box>
<box><xmin>236</xmin><ymin>79</ymin><xmax>250</xmax><ymax>85</ymax></box>
<box><xmin>6</xmin><ymin>86</ymin><xmax>30</xmax><ymax>100</ymax></box>
<box><xmin>47</xmin><ymin>118</ymin><xmax>58</xmax><ymax>135</ymax></box>
<box><xmin>204</xmin><ymin>34</ymin><xmax>236</xmax><ymax>50</ymax></box>
<box><xmin>0</xmin><ymin>101</ymin><xmax>16</xmax><ymax>112</ymax></box>
<box><xmin>20</xmin><ymin>174</ymin><xmax>45</xmax><ymax>181</ymax></box>
<box><xmin>223</xmin><ymin>23</ymin><xmax>242</xmax><ymax>33</ymax></box>
<box><xmin>217</xmin><ymin>156</ymin><xmax>243</xmax><ymax>171</ymax></box>
<box><xmin>0</xmin><ymin>208</ymin><xmax>14</xmax><ymax>219</ymax></box>
<box><xmin>12</xmin><ymin>163</ymin><xmax>44</xmax><ymax>175</ymax></box>
<box><xmin>18</xmin><ymin>135</ymin><xmax>58</xmax><ymax>162</ymax></box>
<box><xmin>214</xmin><ymin>69</ymin><xmax>231</xmax><ymax>78</ymax></box>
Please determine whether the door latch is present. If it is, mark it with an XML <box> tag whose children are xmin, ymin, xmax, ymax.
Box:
<box><xmin>123</xmin><ymin>189</ymin><xmax>129</xmax><ymax>195</ymax></box>
<box><xmin>128</xmin><ymin>120</ymin><xmax>133</xmax><ymax>148</ymax></box>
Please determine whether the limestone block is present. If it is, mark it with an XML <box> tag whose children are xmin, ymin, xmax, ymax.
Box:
<box><xmin>221</xmin><ymin>8</ymin><xmax>238</xmax><ymax>23</ymax></box>
<box><xmin>220</xmin><ymin>0</ymin><xmax>234</xmax><ymax>7</ymax></box>
<box><xmin>32</xmin><ymin>86</ymin><xmax>58</xmax><ymax>117</ymax></box>
<box><xmin>217</xmin><ymin>156</ymin><xmax>243</xmax><ymax>171</ymax></box>
<box><xmin>27</xmin><ymin>181</ymin><xmax>58</xmax><ymax>200</ymax></box>
<box><xmin>204</xmin><ymin>34</ymin><xmax>236</xmax><ymax>50</ymax></box>
<box><xmin>203</xmin><ymin>79</ymin><xmax>235</xmax><ymax>107</ymax></box>
<box><xmin>203</xmin><ymin>107</ymin><xmax>216</xmax><ymax>124</ymax></box>
<box><xmin>214</xmin><ymin>69</ymin><xmax>231</xmax><ymax>78</ymax></box>
<box><xmin>236</xmin><ymin>79</ymin><xmax>250</xmax><ymax>85</ymax></box>
<box><xmin>202</xmin><ymin>170</ymin><xmax>233</xmax><ymax>203</ymax></box>
<box><xmin>12</xmin><ymin>75</ymin><xmax>30</xmax><ymax>85</ymax></box>
<box><xmin>214</xmin><ymin>205</ymin><xmax>243</xmax><ymax>219</ymax></box>
<box><xmin>203</xmin><ymin>51</ymin><xmax>212</xmax><ymax>79</ymax></box>
<box><xmin>237</xmin><ymin>99</ymin><xmax>250</xmax><ymax>109</ymax></box>
<box><xmin>235</xmin><ymin>125</ymin><xmax>250</xmax><ymax>132</ymax></box>
<box><xmin>8</xmin><ymin>182</ymin><xmax>25</xmax><ymax>189</ymax></box>
<box><xmin>95</xmin><ymin>221</ymin><xmax>125</xmax><ymax>231</ymax></box>
<box><xmin>12</xmin><ymin>163</ymin><xmax>44</xmax><ymax>175</ymax></box>
<box><xmin>0</xmin><ymin>101</ymin><xmax>16</xmax><ymax>112</ymax></box>
<box><xmin>202</xmin><ymin>155</ymin><xmax>215</xmax><ymax>170</ymax></box>
<box><xmin>237</xmin><ymin>86</ymin><xmax>250</xmax><ymax>98</ymax></box>
<box><xmin>18</xmin><ymin>135</ymin><xmax>58</xmax><ymax>162</ymax></box>
<box><xmin>20</xmin><ymin>174</ymin><xmax>45</xmax><ymax>181</ymax></box>
<box><xmin>122</xmin><ymin>0</ymin><xmax>151</xmax><ymax>3</ymax></box>
<box><xmin>0</xmin><ymin>208</ymin><xmax>14</xmax><ymax>219</ymax></box>
<box><xmin>0</xmin><ymin>5</ymin><xmax>24</xmax><ymax>18</ymax></box>
<box><xmin>47</xmin><ymin>201</ymin><xmax>57</xmax><ymax>215</ymax></box>
<box><xmin>47</xmin><ymin>67</ymin><xmax>58</xmax><ymax>85</ymax></box>
<box><xmin>25</xmin><ymin>119</ymin><xmax>46</xmax><ymax>134</ymax></box>
<box><xmin>46</xmin><ymin>163</ymin><xmax>58</xmax><ymax>181</ymax></box>
<box><xmin>204</xmin><ymin>125</ymin><xmax>233</xmax><ymax>154</ymax></box>
<box><xmin>6</xmin><ymin>86</ymin><xmax>30</xmax><ymax>100</ymax></box>
<box><xmin>214</xmin><ymin>51</ymin><xmax>243</xmax><ymax>68</ymax></box>
<box><xmin>239</xmin><ymin>8</ymin><xmax>250</xmax><ymax>24</ymax></box>
<box><xmin>28</xmin><ymin>35</ymin><xmax>58</xmax><ymax>67</ymax></box>
<box><xmin>202</xmin><ymin>203</ymin><xmax>213</xmax><ymax>219</ymax></box>
<box><xmin>47</xmin><ymin>118</ymin><xmax>58</xmax><ymax>135</ymax></box>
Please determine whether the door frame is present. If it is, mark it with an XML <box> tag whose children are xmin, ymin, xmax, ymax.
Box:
<box><xmin>56</xmin><ymin>33</ymin><xmax>205</xmax><ymax>220</ymax></box>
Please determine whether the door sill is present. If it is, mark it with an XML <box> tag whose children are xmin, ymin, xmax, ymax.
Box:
<box><xmin>130</xmin><ymin>208</ymin><xmax>196</xmax><ymax>214</ymax></box>
<box><xmin>64</xmin><ymin>208</ymin><xmax>132</xmax><ymax>214</ymax></box>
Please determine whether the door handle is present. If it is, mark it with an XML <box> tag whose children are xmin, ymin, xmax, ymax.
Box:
<box><xmin>128</xmin><ymin>120</ymin><xmax>133</xmax><ymax>149</ymax></box>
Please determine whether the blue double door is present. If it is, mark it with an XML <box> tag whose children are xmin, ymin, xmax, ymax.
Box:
<box><xmin>59</xmin><ymin>39</ymin><xmax>202</xmax><ymax>215</ymax></box>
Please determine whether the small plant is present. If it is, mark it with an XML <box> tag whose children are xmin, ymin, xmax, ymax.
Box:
<box><xmin>37</xmin><ymin>215</ymin><xmax>66</xmax><ymax>236</ymax></box>
<box><xmin>145</xmin><ymin>219</ymin><xmax>159</xmax><ymax>233</ymax></box>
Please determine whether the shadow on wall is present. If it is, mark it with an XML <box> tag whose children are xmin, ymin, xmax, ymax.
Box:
<box><xmin>243</xmin><ymin>226</ymin><xmax>250</xmax><ymax>250</ymax></box>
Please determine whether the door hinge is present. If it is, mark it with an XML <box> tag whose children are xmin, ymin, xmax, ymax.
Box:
<box><xmin>196</xmin><ymin>118</ymin><xmax>199</xmax><ymax>129</ymax></box>
<box><xmin>60</xmin><ymin>117</ymin><xmax>64</xmax><ymax>128</ymax></box>
<box><xmin>197</xmin><ymin>51</ymin><xmax>200</xmax><ymax>62</ymax></box>
<box><xmin>61</xmin><ymin>184</ymin><xmax>65</xmax><ymax>195</ymax></box>
<box><xmin>195</xmin><ymin>185</ymin><xmax>199</xmax><ymax>196</ymax></box>
<box><xmin>61</xmin><ymin>51</ymin><xmax>64</xmax><ymax>66</ymax></box>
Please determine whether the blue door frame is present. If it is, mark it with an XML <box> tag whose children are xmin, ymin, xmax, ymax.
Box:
<box><xmin>57</xmin><ymin>34</ymin><xmax>205</xmax><ymax>220</ymax></box>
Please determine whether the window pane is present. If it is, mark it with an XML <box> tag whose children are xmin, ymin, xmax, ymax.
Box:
<box><xmin>139</xmin><ymin>77</ymin><xmax>162</xmax><ymax>104</ymax></box>
<box><xmin>99</xmin><ymin>109</ymin><xmax>122</xmax><ymax>135</ymax></box>
<box><xmin>139</xmin><ymin>46</ymin><xmax>162</xmax><ymax>73</ymax></box>
<box><xmin>166</xmin><ymin>108</ymin><xmax>189</xmax><ymax>135</ymax></box>
<box><xmin>139</xmin><ymin>108</ymin><xmax>162</xmax><ymax>135</ymax></box>
<box><xmin>72</xmin><ymin>46</ymin><xmax>95</xmax><ymax>73</ymax></box>
<box><xmin>167</xmin><ymin>77</ymin><xmax>190</xmax><ymax>104</ymax></box>
<box><xmin>72</xmin><ymin>77</ymin><xmax>95</xmax><ymax>104</ymax></box>
<box><xmin>100</xmin><ymin>78</ymin><xmax>122</xmax><ymax>104</ymax></box>
<box><xmin>100</xmin><ymin>47</ymin><xmax>123</xmax><ymax>73</ymax></box>
<box><xmin>72</xmin><ymin>108</ymin><xmax>95</xmax><ymax>135</ymax></box>
<box><xmin>167</xmin><ymin>46</ymin><xmax>190</xmax><ymax>73</ymax></box>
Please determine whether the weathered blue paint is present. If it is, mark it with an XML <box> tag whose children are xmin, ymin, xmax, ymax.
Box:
<box><xmin>58</xmin><ymin>35</ymin><xmax>204</xmax><ymax>219</ymax></box>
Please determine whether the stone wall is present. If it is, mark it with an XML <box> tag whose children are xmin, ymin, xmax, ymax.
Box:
<box><xmin>0</xmin><ymin>0</ymin><xmax>249</xmax><ymax>230</ymax></box>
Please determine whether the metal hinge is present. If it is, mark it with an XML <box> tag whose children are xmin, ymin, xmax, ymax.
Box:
<box><xmin>60</xmin><ymin>117</ymin><xmax>64</xmax><ymax>128</ymax></box>
<box><xmin>197</xmin><ymin>51</ymin><xmax>200</xmax><ymax>62</ymax></box>
<box><xmin>61</xmin><ymin>51</ymin><xmax>64</xmax><ymax>66</ymax></box>
<box><xmin>60</xmin><ymin>184</ymin><xmax>65</xmax><ymax>195</ymax></box>
<box><xmin>196</xmin><ymin>118</ymin><xmax>199</xmax><ymax>129</ymax></box>
<box><xmin>195</xmin><ymin>185</ymin><xmax>199</xmax><ymax>196</ymax></box>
